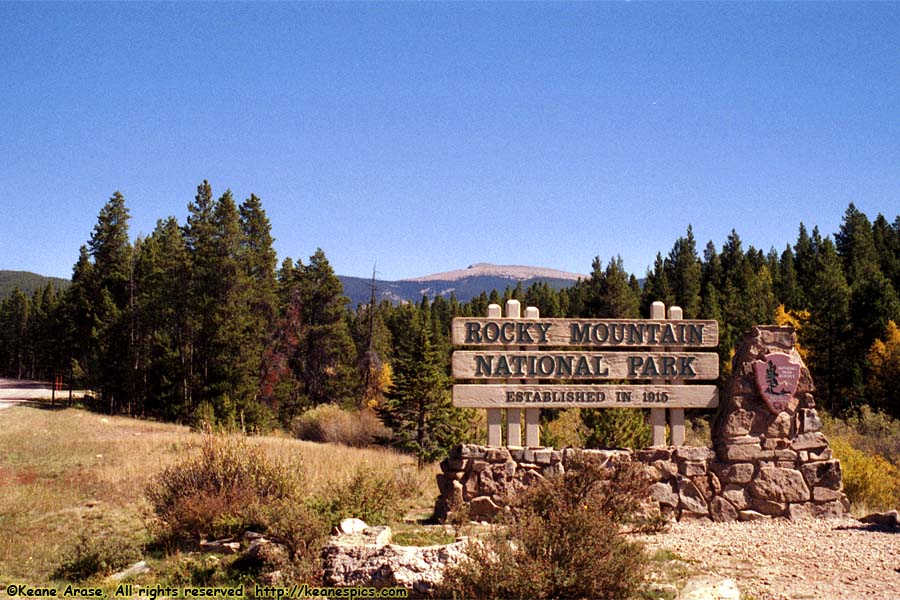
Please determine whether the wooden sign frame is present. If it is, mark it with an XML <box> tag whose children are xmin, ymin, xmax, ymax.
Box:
<box><xmin>452</xmin><ymin>351</ymin><xmax>719</xmax><ymax>381</ymax></box>
<box><xmin>451</xmin><ymin>300</ymin><xmax>720</xmax><ymax>447</ymax></box>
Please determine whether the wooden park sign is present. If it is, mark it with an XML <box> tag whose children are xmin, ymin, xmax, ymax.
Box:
<box><xmin>451</xmin><ymin>301</ymin><xmax>719</xmax><ymax>447</ymax></box>
<box><xmin>453</xmin><ymin>319</ymin><xmax>717</xmax><ymax>348</ymax></box>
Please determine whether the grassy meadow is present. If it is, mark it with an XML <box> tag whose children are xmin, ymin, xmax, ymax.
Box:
<box><xmin>0</xmin><ymin>404</ymin><xmax>438</xmax><ymax>586</ymax></box>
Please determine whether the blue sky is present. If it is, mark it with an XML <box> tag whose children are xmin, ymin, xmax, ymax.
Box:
<box><xmin>1</xmin><ymin>2</ymin><xmax>898</xmax><ymax>281</ymax></box>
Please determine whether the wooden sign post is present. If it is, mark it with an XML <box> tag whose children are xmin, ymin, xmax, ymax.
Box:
<box><xmin>451</xmin><ymin>302</ymin><xmax>719</xmax><ymax>447</ymax></box>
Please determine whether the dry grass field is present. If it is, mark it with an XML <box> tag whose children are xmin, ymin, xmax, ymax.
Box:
<box><xmin>0</xmin><ymin>404</ymin><xmax>438</xmax><ymax>585</ymax></box>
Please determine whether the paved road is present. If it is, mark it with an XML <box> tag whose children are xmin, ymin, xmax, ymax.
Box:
<box><xmin>0</xmin><ymin>378</ymin><xmax>84</xmax><ymax>409</ymax></box>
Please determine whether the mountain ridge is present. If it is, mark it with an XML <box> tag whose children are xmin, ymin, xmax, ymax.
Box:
<box><xmin>408</xmin><ymin>263</ymin><xmax>586</xmax><ymax>283</ymax></box>
<box><xmin>0</xmin><ymin>264</ymin><xmax>583</xmax><ymax>309</ymax></box>
<box><xmin>0</xmin><ymin>270</ymin><xmax>71</xmax><ymax>299</ymax></box>
<box><xmin>338</xmin><ymin>263</ymin><xmax>584</xmax><ymax>307</ymax></box>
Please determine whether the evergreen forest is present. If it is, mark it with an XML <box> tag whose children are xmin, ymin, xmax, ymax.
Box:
<box><xmin>2</xmin><ymin>183</ymin><xmax>899</xmax><ymax>461</ymax></box>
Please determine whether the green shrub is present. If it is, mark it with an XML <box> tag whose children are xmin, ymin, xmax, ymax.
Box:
<box><xmin>830</xmin><ymin>436</ymin><xmax>900</xmax><ymax>513</ymax></box>
<box><xmin>441</xmin><ymin>453</ymin><xmax>660</xmax><ymax>600</ymax></box>
<box><xmin>582</xmin><ymin>408</ymin><xmax>652</xmax><ymax>449</ymax></box>
<box><xmin>146</xmin><ymin>434</ymin><xmax>303</xmax><ymax>540</ymax></box>
<box><xmin>540</xmin><ymin>408</ymin><xmax>588</xmax><ymax>448</ymax></box>
<box><xmin>264</xmin><ymin>498</ymin><xmax>331</xmax><ymax>558</ymax></box>
<box><xmin>292</xmin><ymin>405</ymin><xmax>391</xmax><ymax>447</ymax></box>
<box><xmin>843</xmin><ymin>406</ymin><xmax>900</xmax><ymax>464</ymax></box>
<box><xmin>54</xmin><ymin>526</ymin><xmax>143</xmax><ymax>581</ymax></box>
<box><xmin>309</xmin><ymin>465</ymin><xmax>408</xmax><ymax>528</ymax></box>
<box><xmin>684</xmin><ymin>415</ymin><xmax>712</xmax><ymax>447</ymax></box>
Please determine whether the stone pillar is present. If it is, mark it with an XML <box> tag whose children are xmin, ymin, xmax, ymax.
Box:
<box><xmin>711</xmin><ymin>326</ymin><xmax>849</xmax><ymax>520</ymax></box>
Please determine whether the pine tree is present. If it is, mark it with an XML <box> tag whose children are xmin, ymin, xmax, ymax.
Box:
<box><xmin>641</xmin><ymin>253</ymin><xmax>673</xmax><ymax>315</ymax></box>
<box><xmin>132</xmin><ymin>217</ymin><xmax>192</xmax><ymax>419</ymax></box>
<box><xmin>702</xmin><ymin>240</ymin><xmax>723</xmax><ymax>294</ymax></box>
<box><xmin>0</xmin><ymin>289</ymin><xmax>30</xmax><ymax>378</ymax></box>
<box><xmin>666</xmin><ymin>226</ymin><xmax>702</xmax><ymax>318</ymax></box>
<box><xmin>524</xmin><ymin>281</ymin><xmax>561</xmax><ymax>317</ymax></box>
<box><xmin>836</xmin><ymin>203</ymin><xmax>880</xmax><ymax>287</ymax></box>
<box><xmin>872</xmin><ymin>214</ymin><xmax>900</xmax><ymax>290</ymax></box>
<box><xmin>239</xmin><ymin>194</ymin><xmax>278</xmax><ymax>329</ymax></box>
<box><xmin>184</xmin><ymin>180</ymin><xmax>218</xmax><ymax>415</ymax></box>
<box><xmin>776</xmin><ymin>245</ymin><xmax>803</xmax><ymax>310</ymax></box>
<box><xmin>238</xmin><ymin>194</ymin><xmax>279</xmax><ymax>421</ymax></box>
<box><xmin>206</xmin><ymin>190</ymin><xmax>260</xmax><ymax>425</ymax></box>
<box><xmin>794</xmin><ymin>223</ymin><xmax>817</xmax><ymax>310</ymax></box>
<box><xmin>84</xmin><ymin>192</ymin><xmax>133</xmax><ymax>412</ymax></box>
<box><xmin>595</xmin><ymin>256</ymin><xmax>640</xmax><ymax>318</ymax></box>
<box><xmin>380</xmin><ymin>305</ymin><xmax>469</xmax><ymax>463</ymax></box>
<box><xmin>803</xmin><ymin>237</ymin><xmax>852</xmax><ymax>413</ymax></box>
<box><xmin>835</xmin><ymin>204</ymin><xmax>900</xmax><ymax>392</ymax></box>
<box><xmin>62</xmin><ymin>246</ymin><xmax>98</xmax><ymax>392</ymax></box>
<box><xmin>291</xmin><ymin>249</ymin><xmax>357</xmax><ymax>406</ymax></box>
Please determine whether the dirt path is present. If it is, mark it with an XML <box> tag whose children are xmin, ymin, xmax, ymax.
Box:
<box><xmin>0</xmin><ymin>378</ymin><xmax>85</xmax><ymax>409</ymax></box>
<box><xmin>636</xmin><ymin>517</ymin><xmax>900</xmax><ymax>599</ymax></box>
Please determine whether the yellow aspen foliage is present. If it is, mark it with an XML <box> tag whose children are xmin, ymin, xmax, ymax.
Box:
<box><xmin>829</xmin><ymin>435</ymin><xmax>900</xmax><ymax>512</ymax></box>
<box><xmin>774</xmin><ymin>304</ymin><xmax>810</xmax><ymax>362</ymax></box>
<box><xmin>720</xmin><ymin>347</ymin><xmax>735</xmax><ymax>380</ymax></box>
<box><xmin>376</xmin><ymin>362</ymin><xmax>393</xmax><ymax>394</ymax></box>
<box><xmin>363</xmin><ymin>362</ymin><xmax>393</xmax><ymax>409</ymax></box>
<box><xmin>868</xmin><ymin>320</ymin><xmax>900</xmax><ymax>371</ymax></box>
<box><xmin>866</xmin><ymin>320</ymin><xmax>900</xmax><ymax>409</ymax></box>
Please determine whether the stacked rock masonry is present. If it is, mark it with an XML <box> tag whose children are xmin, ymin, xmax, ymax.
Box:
<box><xmin>435</xmin><ymin>326</ymin><xmax>849</xmax><ymax>522</ymax></box>
<box><xmin>709</xmin><ymin>326</ymin><xmax>849</xmax><ymax>521</ymax></box>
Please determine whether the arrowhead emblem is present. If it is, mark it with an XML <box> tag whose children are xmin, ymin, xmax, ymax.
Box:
<box><xmin>753</xmin><ymin>353</ymin><xmax>801</xmax><ymax>415</ymax></box>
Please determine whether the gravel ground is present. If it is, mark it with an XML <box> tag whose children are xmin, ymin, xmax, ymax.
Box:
<box><xmin>636</xmin><ymin>518</ymin><xmax>900</xmax><ymax>600</ymax></box>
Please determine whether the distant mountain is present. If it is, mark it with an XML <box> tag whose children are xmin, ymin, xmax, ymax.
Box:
<box><xmin>0</xmin><ymin>271</ymin><xmax>70</xmax><ymax>299</ymax></box>
<box><xmin>409</xmin><ymin>263</ymin><xmax>586</xmax><ymax>283</ymax></box>
<box><xmin>338</xmin><ymin>263</ymin><xmax>586</xmax><ymax>308</ymax></box>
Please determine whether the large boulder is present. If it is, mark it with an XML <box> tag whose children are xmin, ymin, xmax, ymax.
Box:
<box><xmin>322</xmin><ymin>525</ymin><xmax>468</xmax><ymax>597</ymax></box>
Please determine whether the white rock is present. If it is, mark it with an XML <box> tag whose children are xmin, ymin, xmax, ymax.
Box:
<box><xmin>678</xmin><ymin>576</ymin><xmax>740</xmax><ymax>600</ymax></box>
<box><xmin>322</xmin><ymin>529</ymin><xmax>469</xmax><ymax>595</ymax></box>
<box><xmin>337</xmin><ymin>518</ymin><xmax>370</xmax><ymax>535</ymax></box>
<box><xmin>107</xmin><ymin>561</ymin><xmax>150</xmax><ymax>582</ymax></box>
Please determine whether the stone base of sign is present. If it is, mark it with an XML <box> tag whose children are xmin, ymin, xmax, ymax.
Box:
<box><xmin>435</xmin><ymin>326</ymin><xmax>849</xmax><ymax>523</ymax></box>
<box><xmin>710</xmin><ymin>326</ymin><xmax>849</xmax><ymax>520</ymax></box>
<box><xmin>434</xmin><ymin>441</ymin><xmax>848</xmax><ymax>523</ymax></box>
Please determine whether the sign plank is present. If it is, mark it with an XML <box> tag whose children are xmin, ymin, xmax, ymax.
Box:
<box><xmin>453</xmin><ymin>384</ymin><xmax>718</xmax><ymax>409</ymax></box>
<box><xmin>451</xmin><ymin>318</ymin><xmax>718</xmax><ymax>348</ymax></box>
<box><xmin>452</xmin><ymin>351</ymin><xmax>719</xmax><ymax>380</ymax></box>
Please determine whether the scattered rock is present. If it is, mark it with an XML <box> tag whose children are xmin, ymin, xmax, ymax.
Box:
<box><xmin>858</xmin><ymin>510</ymin><xmax>900</xmax><ymax>529</ymax></box>
<box><xmin>337</xmin><ymin>518</ymin><xmax>369</xmax><ymax>535</ymax></box>
<box><xmin>322</xmin><ymin>525</ymin><xmax>468</xmax><ymax>596</ymax></box>
<box><xmin>469</xmin><ymin>496</ymin><xmax>501</xmax><ymax>521</ymax></box>
<box><xmin>200</xmin><ymin>539</ymin><xmax>241</xmax><ymax>554</ymax></box>
<box><xmin>787</xmin><ymin>500</ymin><xmax>847</xmax><ymax>520</ymax></box>
<box><xmin>107</xmin><ymin>561</ymin><xmax>149</xmax><ymax>582</ymax></box>
<box><xmin>738</xmin><ymin>510</ymin><xmax>770</xmax><ymax>521</ymax></box>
